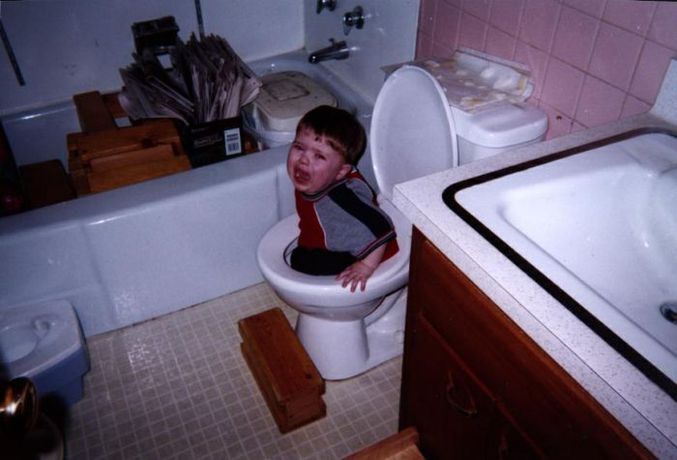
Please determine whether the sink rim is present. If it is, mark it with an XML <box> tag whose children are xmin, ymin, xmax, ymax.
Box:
<box><xmin>442</xmin><ymin>127</ymin><xmax>677</xmax><ymax>400</ymax></box>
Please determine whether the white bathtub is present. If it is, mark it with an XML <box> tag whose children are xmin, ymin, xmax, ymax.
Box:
<box><xmin>0</xmin><ymin>50</ymin><xmax>375</xmax><ymax>337</ymax></box>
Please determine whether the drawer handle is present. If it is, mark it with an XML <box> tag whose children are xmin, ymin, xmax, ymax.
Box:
<box><xmin>445</xmin><ymin>370</ymin><xmax>478</xmax><ymax>417</ymax></box>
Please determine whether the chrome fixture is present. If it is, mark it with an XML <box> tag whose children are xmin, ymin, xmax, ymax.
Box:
<box><xmin>343</xmin><ymin>6</ymin><xmax>364</xmax><ymax>35</ymax></box>
<box><xmin>0</xmin><ymin>377</ymin><xmax>39</xmax><ymax>436</ymax></box>
<box><xmin>316</xmin><ymin>0</ymin><xmax>337</xmax><ymax>14</ymax></box>
<box><xmin>308</xmin><ymin>39</ymin><xmax>349</xmax><ymax>64</ymax></box>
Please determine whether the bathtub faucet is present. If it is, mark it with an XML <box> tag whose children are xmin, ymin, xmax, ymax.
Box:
<box><xmin>308</xmin><ymin>39</ymin><xmax>349</xmax><ymax>63</ymax></box>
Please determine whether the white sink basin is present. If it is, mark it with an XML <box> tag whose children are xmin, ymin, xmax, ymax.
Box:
<box><xmin>448</xmin><ymin>131</ymin><xmax>677</xmax><ymax>393</ymax></box>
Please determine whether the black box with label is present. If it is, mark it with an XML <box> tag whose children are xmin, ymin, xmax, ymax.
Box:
<box><xmin>181</xmin><ymin>116</ymin><xmax>245</xmax><ymax>168</ymax></box>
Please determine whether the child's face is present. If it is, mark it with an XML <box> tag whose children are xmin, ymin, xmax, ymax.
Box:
<box><xmin>287</xmin><ymin>127</ymin><xmax>351</xmax><ymax>194</ymax></box>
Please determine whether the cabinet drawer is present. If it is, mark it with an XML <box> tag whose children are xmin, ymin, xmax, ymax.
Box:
<box><xmin>407</xmin><ymin>229</ymin><xmax>651</xmax><ymax>459</ymax></box>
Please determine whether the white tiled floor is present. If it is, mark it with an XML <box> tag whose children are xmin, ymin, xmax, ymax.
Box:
<box><xmin>63</xmin><ymin>283</ymin><xmax>402</xmax><ymax>459</ymax></box>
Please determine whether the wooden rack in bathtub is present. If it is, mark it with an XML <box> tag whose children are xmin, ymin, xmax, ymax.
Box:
<box><xmin>67</xmin><ymin>91</ymin><xmax>190</xmax><ymax>195</ymax></box>
<box><xmin>67</xmin><ymin>91</ymin><xmax>258</xmax><ymax>196</ymax></box>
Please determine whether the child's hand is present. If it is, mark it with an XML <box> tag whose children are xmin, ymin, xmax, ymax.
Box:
<box><xmin>336</xmin><ymin>246</ymin><xmax>386</xmax><ymax>292</ymax></box>
<box><xmin>337</xmin><ymin>260</ymin><xmax>377</xmax><ymax>292</ymax></box>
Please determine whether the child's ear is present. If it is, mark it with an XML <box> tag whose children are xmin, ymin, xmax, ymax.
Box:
<box><xmin>335</xmin><ymin>163</ymin><xmax>352</xmax><ymax>181</ymax></box>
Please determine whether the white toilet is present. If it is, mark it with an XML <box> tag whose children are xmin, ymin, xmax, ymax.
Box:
<box><xmin>257</xmin><ymin>64</ymin><xmax>547</xmax><ymax>380</ymax></box>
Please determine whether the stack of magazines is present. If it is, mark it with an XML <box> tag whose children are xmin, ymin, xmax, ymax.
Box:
<box><xmin>119</xmin><ymin>33</ymin><xmax>261</xmax><ymax>125</ymax></box>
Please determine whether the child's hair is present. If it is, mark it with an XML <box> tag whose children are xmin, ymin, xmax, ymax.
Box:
<box><xmin>296</xmin><ymin>105</ymin><xmax>366</xmax><ymax>165</ymax></box>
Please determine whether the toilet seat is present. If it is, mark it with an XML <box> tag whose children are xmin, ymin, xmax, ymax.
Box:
<box><xmin>257</xmin><ymin>199</ymin><xmax>411</xmax><ymax>308</ymax></box>
<box><xmin>370</xmin><ymin>65</ymin><xmax>459</xmax><ymax>200</ymax></box>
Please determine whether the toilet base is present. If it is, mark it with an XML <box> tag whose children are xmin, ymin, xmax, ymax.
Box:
<box><xmin>295</xmin><ymin>290</ymin><xmax>407</xmax><ymax>380</ymax></box>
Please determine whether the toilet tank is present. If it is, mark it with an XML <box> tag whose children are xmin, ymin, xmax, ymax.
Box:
<box><xmin>451</xmin><ymin>103</ymin><xmax>548</xmax><ymax>165</ymax></box>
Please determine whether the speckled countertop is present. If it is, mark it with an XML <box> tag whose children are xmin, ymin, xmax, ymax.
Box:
<box><xmin>392</xmin><ymin>61</ymin><xmax>677</xmax><ymax>458</ymax></box>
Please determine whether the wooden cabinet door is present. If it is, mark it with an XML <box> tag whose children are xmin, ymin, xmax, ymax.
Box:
<box><xmin>401</xmin><ymin>228</ymin><xmax>652</xmax><ymax>459</ymax></box>
<box><xmin>487</xmin><ymin>411</ymin><xmax>542</xmax><ymax>460</ymax></box>
<box><xmin>402</xmin><ymin>313</ymin><xmax>524</xmax><ymax>459</ymax></box>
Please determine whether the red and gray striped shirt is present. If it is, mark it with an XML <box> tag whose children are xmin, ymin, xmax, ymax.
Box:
<box><xmin>296</xmin><ymin>169</ymin><xmax>398</xmax><ymax>262</ymax></box>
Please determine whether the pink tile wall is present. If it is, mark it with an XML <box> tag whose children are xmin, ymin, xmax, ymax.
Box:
<box><xmin>416</xmin><ymin>0</ymin><xmax>677</xmax><ymax>139</ymax></box>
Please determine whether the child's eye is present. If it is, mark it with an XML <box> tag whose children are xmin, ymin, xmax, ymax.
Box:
<box><xmin>315</xmin><ymin>153</ymin><xmax>326</xmax><ymax>161</ymax></box>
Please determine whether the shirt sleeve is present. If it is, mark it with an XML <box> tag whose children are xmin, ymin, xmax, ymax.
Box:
<box><xmin>319</xmin><ymin>179</ymin><xmax>396</xmax><ymax>259</ymax></box>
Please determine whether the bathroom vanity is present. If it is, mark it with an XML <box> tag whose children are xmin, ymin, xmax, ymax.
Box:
<box><xmin>393</xmin><ymin>69</ymin><xmax>677</xmax><ymax>457</ymax></box>
<box><xmin>400</xmin><ymin>228</ymin><xmax>650</xmax><ymax>458</ymax></box>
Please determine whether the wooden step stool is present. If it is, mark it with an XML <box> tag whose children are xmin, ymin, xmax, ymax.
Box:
<box><xmin>67</xmin><ymin>91</ymin><xmax>191</xmax><ymax>195</ymax></box>
<box><xmin>238</xmin><ymin>308</ymin><xmax>326</xmax><ymax>433</ymax></box>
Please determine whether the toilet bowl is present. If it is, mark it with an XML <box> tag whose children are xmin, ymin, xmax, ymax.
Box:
<box><xmin>257</xmin><ymin>61</ymin><xmax>547</xmax><ymax>380</ymax></box>
<box><xmin>257</xmin><ymin>198</ymin><xmax>411</xmax><ymax>379</ymax></box>
<box><xmin>0</xmin><ymin>300</ymin><xmax>89</xmax><ymax>406</ymax></box>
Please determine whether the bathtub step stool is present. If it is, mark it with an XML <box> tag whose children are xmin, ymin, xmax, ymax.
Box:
<box><xmin>238</xmin><ymin>308</ymin><xmax>326</xmax><ymax>433</ymax></box>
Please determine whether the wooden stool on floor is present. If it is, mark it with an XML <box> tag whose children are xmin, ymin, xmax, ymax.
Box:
<box><xmin>238</xmin><ymin>308</ymin><xmax>326</xmax><ymax>433</ymax></box>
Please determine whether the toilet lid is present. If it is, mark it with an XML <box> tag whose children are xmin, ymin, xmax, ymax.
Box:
<box><xmin>370</xmin><ymin>65</ymin><xmax>458</xmax><ymax>200</ymax></box>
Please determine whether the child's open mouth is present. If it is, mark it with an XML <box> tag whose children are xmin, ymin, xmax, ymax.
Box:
<box><xmin>294</xmin><ymin>168</ymin><xmax>310</xmax><ymax>185</ymax></box>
